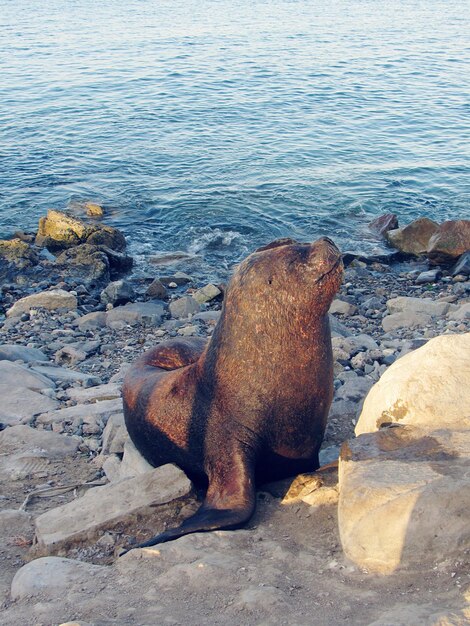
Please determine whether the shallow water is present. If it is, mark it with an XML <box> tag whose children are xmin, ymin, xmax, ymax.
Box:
<box><xmin>1</xmin><ymin>0</ymin><xmax>469</xmax><ymax>276</ymax></box>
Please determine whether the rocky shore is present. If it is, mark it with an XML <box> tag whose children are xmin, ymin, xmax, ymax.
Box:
<box><xmin>0</xmin><ymin>208</ymin><xmax>469</xmax><ymax>625</ymax></box>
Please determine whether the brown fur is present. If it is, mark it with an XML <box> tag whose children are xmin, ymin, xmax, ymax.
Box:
<box><xmin>121</xmin><ymin>237</ymin><xmax>343</xmax><ymax>550</ymax></box>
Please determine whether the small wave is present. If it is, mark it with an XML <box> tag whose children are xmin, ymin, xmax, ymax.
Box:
<box><xmin>187</xmin><ymin>228</ymin><xmax>244</xmax><ymax>255</ymax></box>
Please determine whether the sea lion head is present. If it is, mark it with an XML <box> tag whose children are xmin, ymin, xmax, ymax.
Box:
<box><xmin>226</xmin><ymin>236</ymin><xmax>343</xmax><ymax>316</ymax></box>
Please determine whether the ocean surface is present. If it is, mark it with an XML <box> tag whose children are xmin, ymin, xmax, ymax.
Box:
<box><xmin>1</xmin><ymin>0</ymin><xmax>469</xmax><ymax>278</ymax></box>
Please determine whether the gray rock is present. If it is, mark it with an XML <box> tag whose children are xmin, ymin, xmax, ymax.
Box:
<box><xmin>105</xmin><ymin>302</ymin><xmax>165</xmax><ymax>327</ymax></box>
<box><xmin>415</xmin><ymin>269</ymin><xmax>441</xmax><ymax>284</ymax></box>
<box><xmin>33</xmin><ymin>464</ymin><xmax>193</xmax><ymax>554</ymax></box>
<box><xmin>55</xmin><ymin>345</ymin><xmax>87</xmax><ymax>365</ymax></box>
<box><xmin>452</xmin><ymin>251</ymin><xmax>470</xmax><ymax>276</ymax></box>
<box><xmin>169</xmin><ymin>296</ymin><xmax>201</xmax><ymax>319</ymax></box>
<box><xmin>0</xmin><ymin>360</ymin><xmax>55</xmax><ymax>391</ymax></box>
<box><xmin>31</xmin><ymin>365</ymin><xmax>101</xmax><ymax>387</ymax></box>
<box><xmin>159</xmin><ymin>271</ymin><xmax>193</xmax><ymax>286</ymax></box>
<box><xmin>146</xmin><ymin>278</ymin><xmax>168</xmax><ymax>299</ymax></box>
<box><xmin>0</xmin><ymin>386</ymin><xmax>59</xmax><ymax>426</ymax></box>
<box><xmin>6</xmin><ymin>289</ymin><xmax>77</xmax><ymax>317</ymax></box>
<box><xmin>192</xmin><ymin>311</ymin><xmax>222</xmax><ymax>323</ymax></box>
<box><xmin>0</xmin><ymin>344</ymin><xmax>48</xmax><ymax>363</ymax></box>
<box><xmin>386</xmin><ymin>218</ymin><xmax>439</xmax><ymax>255</ymax></box>
<box><xmin>11</xmin><ymin>556</ymin><xmax>106</xmax><ymax>601</ymax></box>
<box><xmin>75</xmin><ymin>311</ymin><xmax>107</xmax><ymax>331</ymax></box>
<box><xmin>366</xmin><ymin>603</ymin><xmax>470</xmax><ymax>626</ymax></box>
<box><xmin>66</xmin><ymin>382</ymin><xmax>121</xmax><ymax>403</ymax></box>
<box><xmin>447</xmin><ymin>302</ymin><xmax>470</xmax><ymax>321</ymax></box>
<box><xmin>101</xmin><ymin>412</ymin><xmax>128</xmax><ymax>455</ymax></box>
<box><xmin>100</xmin><ymin>280</ymin><xmax>135</xmax><ymax>306</ymax></box>
<box><xmin>119</xmin><ymin>439</ymin><xmax>154</xmax><ymax>479</ymax></box>
<box><xmin>382</xmin><ymin>311</ymin><xmax>432</xmax><ymax>332</ymax></box>
<box><xmin>37</xmin><ymin>398</ymin><xmax>123</xmax><ymax>426</ymax></box>
<box><xmin>330</xmin><ymin>299</ymin><xmax>357</xmax><ymax>316</ymax></box>
<box><xmin>387</xmin><ymin>296</ymin><xmax>451</xmax><ymax>317</ymax></box>
<box><xmin>329</xmin><ymin>314</ymin><xmax>352</xmax><ymax>338</ymax></box>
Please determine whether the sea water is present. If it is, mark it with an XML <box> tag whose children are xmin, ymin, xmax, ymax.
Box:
<box><xmin>0</xmin><ymin>0</ymin><xmax>469</xmax><ymax>276</ymax></box>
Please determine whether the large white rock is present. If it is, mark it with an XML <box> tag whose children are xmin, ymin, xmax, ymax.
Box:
<box><xmin>6</xmin><ymin>289</ymin><xmax>77</xmax><ymax>317</ymax></box>
<box><xmin>386</xmin><ymin>296</ymin><xmax>452</xmax><ymax>317</ymax></box>
<box><xmin>33</xmin><ymin>464</ymin><xmax>193</xmax><ymax>554</ymax></box>
<box><xmin>338</xmin><ymin>426</ymin><xmax>470</xmax><ymax>575</ymax></box>
<box><xmin>0</xmin><ymin>360</ymin><xmax>55</xmax><ymax>391</ymax></box>
<box><xmin>0</xmin><ymin>386</ymin><xmax>59</xmax><ymax>425</ymax></box>
<box><xmin>356</xmin><ymin>333</ymin><xmax>470</xmax><ymax>434</ymax></box>
<box><xmin>11</xmin><ymin>557</ymin><xmax>106</xmax><ymax>601</ymax></box>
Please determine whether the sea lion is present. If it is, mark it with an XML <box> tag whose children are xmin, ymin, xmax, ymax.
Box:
<box><xmin>122</xmin><ymin>236</ymin><xmax>343</xmax><ymax>549</ymax></box>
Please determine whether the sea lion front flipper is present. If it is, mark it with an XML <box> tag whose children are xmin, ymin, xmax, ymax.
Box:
<box><xmin>121</xmin><ymin>447</ymin><xmax>256</xmax><ymax>552</ymax></box>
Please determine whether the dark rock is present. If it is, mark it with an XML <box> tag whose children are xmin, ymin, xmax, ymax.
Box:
<box><xmin>415</xmin><ymin>269</ymin><xmax>441</xmax><ymax>284</ymax></box>
<box><xmin>451</xmin><ymin>251</ymin><xmax>470</xmax><ymax>277</ymax></box>
<box><xmin>100</xmin><ymin>280</ymin><xmax>135</xmax><ymax>306</ymax></box>
<box><xmin>368</xmin><ymin>213</ymin><xmax>398</xmax><ymax>237</ymax></box>
<box><xmin>55</xmin><ymin>244</ymin><xmax>110</xmax><ymax>286</ymax></box>
<box><xmin>146</xmin><ymin>278</ymin><xmax>168</xmax><ymax>299</ymax></box>
<box><xmin>427</xmin><ymin>220</ymin><xmax>470</xmax><ymax>265</ymax></box>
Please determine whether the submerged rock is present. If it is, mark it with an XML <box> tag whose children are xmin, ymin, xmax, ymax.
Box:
<box><xmin>368</xmin><ymin>213</ymin><xmax>398</xmax><ymax>237</ymax></box>
<box><xmin>0</xmin><ymin>239</ymin><xmax>39</xmax><ymax>268</ymax></box>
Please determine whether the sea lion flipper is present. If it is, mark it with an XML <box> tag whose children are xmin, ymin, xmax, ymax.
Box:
<box><xmin>137</xmin><ymin>337</ymin><xmax>208</xmax><ymax>371</ymax></box>
<box><xmin>122</xmin><ymin>448</ymin><xmax>256</xmax><ymax>551</ymax></box>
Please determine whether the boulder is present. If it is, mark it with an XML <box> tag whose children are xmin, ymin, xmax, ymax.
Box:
<box><xmin>0</xmin><ymin>386</ymin><xmax>59</xmax><ymax>426</ymax></box>
<box><xmin>11</xmin><ymin>557</ymin><xmax>106</xmax><ymax>601</ymax></box>
<box><xmin>338</xmin><ymin>426</ymin><xmax>470</xmax><ymax>574</ymax></box>
<box><xmin>0</xmin><ymin>344</ymin><xmax>48</xmax><ymax>363</ymax></box>
<box><xmin>36</xmin><ymin>209</ymin><xmax>126</xmax><ymax>252</ymax></box>
<box><xmin>33</xmin><ymin>464</ymin><xmax>193</xmax><ymax>554</ymax></box>
<box><xmin>386</xmin><ymin>218</ymin><xmax>439</xmax><ymax>255</ymax></box>
<box><xmin>356</xmin><ymin>333</ymin><xmax>470</xmax><ymax>434</ymax></box>
<box><xmin>6</xmin><ymin>289</ymin><xmax>77</xmax><ymax>317</ymax></box>
<box><xmin>85</xmin><ymin>202</ymin><xmax>104</xmax><ymax>217</ymax></box>
<box><xmin>329</xmin><ymin>299</ymin><xmax>357</xmax><ymax>316</ymax></box>
<box><xmin>31</xmin><ymin>365</ymin><xmax>100</xmax><ymax>387</ymax></box>
<box><xmin>368</xmin><ymin>213</ymin><xmax>398</xmax><ymax>237</ymax></box>
<box><xmin>0</xmin><ymin>361</ymin><xmax>55</xmax><ymax>391</ymax></box>
<box><xmin>0</xmin><ymin>239</ymin><xmax>39</xmax><ymax>268</ymax></box>
<box><xmin>427</xmin><ymin>220</ymin><xmax>470</xmax><ymax>265</ymax></box>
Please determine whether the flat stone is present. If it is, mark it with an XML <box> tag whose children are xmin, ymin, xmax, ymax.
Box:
<box><xmin>382</xmin><ymin>311</ymin><xmax>432</xmax><ymax>332</ymax></box>
<box><xmin>169</xmin><ymin>296</ymin><xmax>201</xmax><ymax>319</ymax></box>
<box><xmin>75</xmin><ymin>311</ymin><xmax>107</xmax><ymax>331</ymax></box>
<box><xmin>356</xmin><ymin>333</ymin><xmax>470</xmax><ymax>434</ymax></box>
<box><xmin>37</xmin><ymin>398</ymin><xmax>123</xmax><ymax>426</ymax></box>
<box><xmin>330</xmin><ymin>299</ymin><xmax>357</xmax><ymax>316</ymax></box>
<box><xmin>338</xmin><ymin>426</ymin><xmax>470</xmax><ymax>574</ymax></box>
<box><xmin>66</xmin><ymin>382</ymin><xmax>121</xmax><ymax>403</ymax></box>
<box><xmin>386</xmin><ymin>296</ymin><xmax>451</xmax><ymax>317</ymax></box>
<box><xmin>0</xmin><ymin>361</ymin><xmax>55</xmax><ymax>391</ymax></box>
<box><xmin>192</xmin><ymin>284</ymin><xmax>222</xmax><ymax>304</ymax></box>
<box><xmin>11</xmin><ymin>557</ymin><xmax>106</xmax><ymax>601</ymax></box>
<box><xmin>0</xmin><ymin>386</ymin><xmax>59</xmax><ymax>426</ymax></box>
<box><xmin>105</xmin><ymin>302</ymin><xmax>164</xmax><ymax>327</ymax></box>
<box><xmin>0</xmin><ymin>344</ymin><xmax>48</xmax><ymax>363</ymax></box>
<box><xmin>31</xmin><ymin>365</ymin><xmax>101</xmax><ymax>387</ymax></box>
<box><xmin>0</xmin><ymin>425</ymin><xmax>80</xmax><ymax>479</ymax></box>
<box><xmin>7</xmin><ymin>289</ymin><xmax>77</xmax><ymax>317</ymax></box>
<box><xmin>33</xmin><ymin>464</ymin><xmax>193</xmax><ymax>554</ymax></box>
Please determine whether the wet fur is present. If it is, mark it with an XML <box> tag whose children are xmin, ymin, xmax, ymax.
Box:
<box><xmin>122</xmin><ymin>238</ymin><xmax>343</xmax><ymax>551</ymax></box>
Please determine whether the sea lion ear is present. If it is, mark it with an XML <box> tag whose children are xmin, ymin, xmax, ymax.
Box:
<box><xmin>255</xmin><ymin>238</ymin><xmax>298</xmax><ymax>253</ymax></box>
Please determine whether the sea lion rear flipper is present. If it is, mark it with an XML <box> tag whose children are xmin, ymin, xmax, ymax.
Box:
<box><xmin>121</xmin><ymin>447</ymin><xmax>256</xmax><ymax>552</ymax></box>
